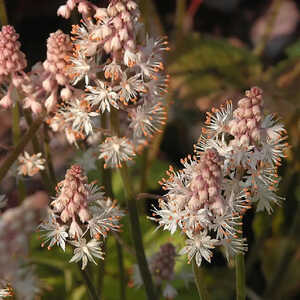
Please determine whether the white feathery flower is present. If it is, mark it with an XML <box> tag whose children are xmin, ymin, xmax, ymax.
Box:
<box><xmin>115</xmin><ymin>73</ymin><xmax>144</xmax><ymax>103</ymax></box>
<box><xmin>38</xmin><ymin>213</ymin><xmax>68</xmax><ymax>251</ymax></box>
<box><xmin>103</xmin><ymin>60</ymin><xmax>122</xmax><ymax>80</ymax></box>
<box><xmin>220</xmin><ymin>237</ymin><xmax>248</xmax><ymax>261</ymax></box>
<box><xmin>129</xmin><ymin>101</ymin><xmax>166</xmax><ymax>140</ymax></box>
<box><xmin>68</xmin><ymin>51</ymin><xmax>96</xmax><ymax>85</ymax></box>
<box><xmin>63</xmin><ymin>98</ymin><xmax>99</xmax><ymax>136</ymax></box>
<box><xmin>69</xmin><ymin>238</ymin><xmax>104</xmax><ymax>270</ymax></box>
<box><xmin>212</xmin><ymin>211</ymin><xmax>241</xmax><ymax>239</ymax></box>
<box><xmin>135</xmin><ymin>37</ymin><xmax>168</xmax><ymax>79</ymax></box>
<box><xmin>124</xmin><ymin>48</ymin><xmax>138</xmax><ymax>67</ymax></box>
<box><xmin>71</xmin><ymin>20</ymin><xmax>100</xmax><ymax>57</ymax></box>
<box><xmin>86</xmin><ymin>80</ymin><xmax>119</xmax><ymax>112</ymax></box>
<box><xmin>151</xmin><ymin>201</ymin><xmax>183</xmax><ymax>235</ymax></box>
<box><xmin>262</xmin><ymin>114</ymin><xmax>286</xmax><ymax>141</ymax></box>
<box><xmin>18</xmin><ymin>152</ymin><xmax>45</xmax><ymax>177</ymax></box>
<box><xmin>179</xmin><ymin>231</ymin><xmax>218</xmax><ymax>267</ymax></box>
<box><xmin>203</xmin><ymin>100</ymin><xmax>233</xmax><ymax>137</ymax></box>
<box><xmin>99</xmin><ymin>136</ymin><xmax>135</xmax><ymax>168</ymax></box>
<box><xmin>260</xmin><ymin>134</ymin><xmax>288</xmax><ymax>167</ymax></box>
<box><xmin>87</xmin><ymin>197</ymin><xmax>124</xmax><ymax>239</ymax></box>
<box><xmin>0</xmin><ymin>286</ymin><xmax>12</xmax><ymax>298</ymax></box>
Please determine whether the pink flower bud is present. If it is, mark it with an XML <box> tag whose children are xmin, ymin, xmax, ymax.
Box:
<box><xmin>78</xmin><ymin>2</ymin><xmax>90</xmax><ymax>15</ymax></box>
<box><xmin>57</xmin><ymin>5</ymin><xmax>71</xmax><ymax>19</ymax></box>
<box><xmin>240</xmin><ymin>134</ymin><xmax>250</xmax><ymax>145</ymax></box>
<box><xmin>60</xmin><ymin>87</ymin><xmax>72</xmax><ymax>100</ymax></box>
<box><xmin>104</xmin><ymin>40</ymin><xmax>112</xmax><ymax>53</ymax></box>
<box><xmin>111</xmin><ymin>35</ymin><xmax>121</xmax><ymax>51</ymax></box>
<box><xmin>0</xmin><ymin>94</ymin><xmax>13</xmax><ymax>109</ymax></box>
<box><xmin>94</xmin><ymin>8</ymin><xmax>108</xmax><ymax>20</ymax></box>
<box><xmin>127</xmin><ymin>1</ymin><xmax>138</xmax><ymax>10</ymax></box>
<box><xmin>45</xmin><ymin>92</ymin><xmax>57</xmax><ymax>112</ymax></box>
<box><xmin>42</xmin><ymin>76</ymin><xmax>56</xmax><ymax>92</ymax></box>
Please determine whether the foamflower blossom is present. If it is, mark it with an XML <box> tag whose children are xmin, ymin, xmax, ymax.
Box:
<box><xmin>153</xmin><ymin>87</ymin><xmax>288</xmax><ymax>266</ymax></box>
<box><xmin>69</xmin><ymin>238</ymin><xmax>104</xmax><ymax>270</ymax></box>
<box><xmin>38</xmin><ymin>165</ymin><xmax>124</xmax><ymax>269</ymax></box>
<box><xmin>99</xmin><ymin>136</ymin><xmax>135</xmax><ymax>168</ymax></box>
<box><xmin>47</xmin><ymin>0</ymin><xmax>169</xmax><ymax>160</ymax></box>
<box><xmin>18</xmin><ymin>152</ymin><xmax>46</xmax><ymax>176</ymax></box>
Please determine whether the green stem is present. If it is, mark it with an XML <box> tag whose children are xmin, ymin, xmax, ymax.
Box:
<box><xmin>235</xmin><ymin>252</ymin><xmax>246</xmax><ymax>300</ymax></box>
<box><xmin>174</xmin><ymin>0</ymin><xmax>186</xmax><ymax>40</ymax></box>
<box><xmin>0</xmin><ymin>116</ymin><xmax>44</xmax><ymax>183</ymax></box>
<box><xmin>43</xmin><ymin>124</ymin><xmax>57</xmax><ymax>185</ymax></box>
<box><xmin>23</xmin><ymin>110</ymin><xmax>53</xmax><ymax>193</ymax></box>
<box><xmin>78</xmin><ymin>267</ymin><xmax>99</xmax><ymax>300</ymax></box>
<box><xmin>12</xmin><ymin>102</ymin><xmax>27</xmax><ymax>201</ymax></box>
<box><xmin>0</xmin><ymin>0</ymin><xmax>8</xmax><ymax>25</ymax></box>
<box><xmin>116</xmin><ymin>238</ymin><xmax>127</xmax><ymax>300</ymax></box>
<box><xmin>253</xmin><ymin>0</ymin><xmax>283</xmax><ymax>57</ymax></box>
<box><xmin>139</xmin><ymin>148</ymin><xmax>149</xmax><ymax>194</ymax></box>
<box><xmin>109</xmin><ymin>108</ymin><xmax>156</xmax><ymax>300</ymax></box>
<box><xmin>192</xmin><ymin>257</ymin><xmax>208</xmax><ymax>300</ymax></box>
<box><xmin>12</xmin><ymin>103</ymin><xmax>21</xmax><ymax>146</ymax></box>
<box><xmin>96</xmin><ymin>238</ymin><xmax>107</xmax><ymax>298</ymax></box>
<box><xmin>235</xmin><ymin>167</ymin><xmax>246</xmax><ymax>300</ymax></box>
<box><xmin>119</xmin><ymin>164</ymin><xmax>157</xmax><ymax>300</ymax></box>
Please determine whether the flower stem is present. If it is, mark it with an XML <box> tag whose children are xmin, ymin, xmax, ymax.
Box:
<box><xmin>0</xmin><ymin>0</ymin><xmax>8</xmax><ymax>25</ymax></box>
<box><xmin>116</xmin><ymin>238</ymin><xmax>127</xmax><ymax>300</ymax></box>
<box><xmin>235</xmin><ymin>252</ymin><xmax>246</xmax><ymax>300</ymax></box>
<box><xmin>78</xmin><ymin>267</ymin><xmax>99</xmax><ymax>300</ymax></box>
<box><xmin>108</xmin><ymin>108</ymin><xmax>156</xmax><ymax>300</ymax></box>
<box><xmin>119</xmin><ymin>164</ymin><xmax>157</xmax><ymax>300</ymax></box>
<box><xmin>235</xmin><ymin>167</ymin><xmax>246</xmax><ymax>300</ymax></box>
<box><xmin>253</xmin><ymin>0</ymin><xmax>283</xmax><ymax>57</ymax></box>
<box><xmin>192</xmin><ymin>257</ymin><xmax>208</xmax><ymax>300</ymax></box>
<box><xmin>0</xmin><ymin>116</ymin><xmax>44</xmax><ymax>183</ymax></box>
<box><xmin>12</xmin><ymin>102</ymin><xmax>27</xmax><ymax>201</ymax></box>
<box><xmin>23</xmin><ymin>110</ymin><xmax>53</xmax><ymax>193</ymax></box>
<box><xmin>43</xmin><ymin>124</ymin><xmax>57</xmax><ymax>185</ymax></box>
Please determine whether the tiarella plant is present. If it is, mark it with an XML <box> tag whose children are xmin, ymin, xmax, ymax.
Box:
<box><xmin>153</xmin><ymin>87</ymin><xmax>288</xmax><ymax>299</ymax></box>
<box><xmin>0</xmin><ymin>0</ymin><xmax>292</xmax><ymax>299</ymax></box>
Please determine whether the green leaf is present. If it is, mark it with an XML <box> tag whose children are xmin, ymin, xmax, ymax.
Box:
<box><xmin>70</xmin><ymin>285</ymin><xmax>87</xmax><ymax>300</ymax></box>
<box><xmin>168</xmin><ymin>34</ymin><xmax>261</xmax><ymax>100</ymax></box>
<box><xmin>286</xmin><ymin>40</ymin><xmax>300</xmax><ymax>58</ymax></box>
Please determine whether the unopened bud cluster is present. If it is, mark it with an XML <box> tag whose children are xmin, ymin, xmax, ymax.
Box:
<box><xmin>188</xmin><ymin>149</ymin><xmax>224</xmax><ymax>214</ymax></box>
<box><xmin>0</xmin><ymin>25</ymin><xmax>26</xmax><ymax>81</ymax></box>
<box><xmin>154</xmin><ymin>87</ymin><xmax>288</xmax><ymax>266</ymax></box>
<box><xmin>39</xmin><ymin>165</ymin><xmax>124</xmax><ymax>270</ymax></box>
<box><xmin>229</xmin><ymin>87</ymin><xmax>264</xmax><ymax>146</ymax></box>
<box><xmin>149</xmin><ymin>243</ymin><xmax>176</xmax><ymax>284</ymax></box>
<box><xmin>133</xmin><ymin>242</ymin><xmax>180</xmax><ymax>299</ymax></box>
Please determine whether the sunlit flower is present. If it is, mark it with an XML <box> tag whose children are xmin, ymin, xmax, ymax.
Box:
<box><xmin>179</xmin><ymin>231</ymin><xmax>218</xmax><ymax>266</ymax></box>
<box><xmin>99</xmin><ymin>136</ymin><xmax>135</xmax><ymax>168</ymax></box>
<box><xmin>86</xmin><ymin>80</ymin><xmax>119</xmax><ymax>112</ymax></box>
<box><xmin>129</xmin><ymin>101</ymin><xmax>166</xmax><ymax>140</ymax></box>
